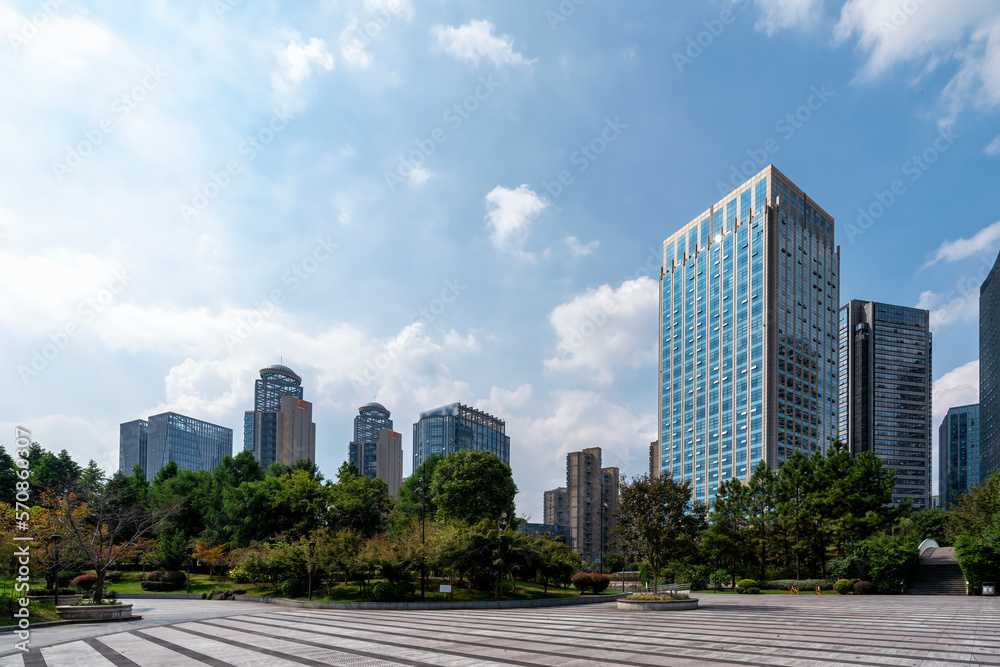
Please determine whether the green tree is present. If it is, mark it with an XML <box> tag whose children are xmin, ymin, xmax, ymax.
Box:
<box><xmin>430</xmin><ymin>450</ymin><xmax>517</xmax><ymax>526</ymax></box>
<box><xmin>613</xmin><ymin>475</ymin><xmax>706</xmax><ymax>593</ymax></box>
<box><xmin>910</xmin><ymin>508</ymin><xmax>953</xmax><ymax>546</ymax></box>
<box><xmin>396</xmin><ymin>455</ymin><xmax>443</xmax><ymax>519</ymax></box>
<box><xmin>704</xmin><ymin>478</ymin><xmax>752</xmax><ymax>586</ymax></box>
<box><xmin>328</xmin><ymin>463</ymin><xmax>394</xmax><ymax>537</ymax></box>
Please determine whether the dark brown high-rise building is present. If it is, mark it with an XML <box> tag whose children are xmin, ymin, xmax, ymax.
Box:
<box><xmin>244</xmin><ymin>364</ymin><xmax>316</xmax><ymax>468</ymax></box>
<box><xmin>545</xmin><ymin>447</ymin><xmax>620</xmax><ymax>565</ymax></box>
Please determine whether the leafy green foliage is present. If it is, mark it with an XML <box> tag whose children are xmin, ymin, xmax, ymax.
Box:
<box><xmin>430</xmin><ymin>451</ymin><xmax>517</xmax><ymax>526</ymax></box>
<box><xmin>735</xmin><ymin>578</ymin><xmax>759</xmax><ymax>594</ymax></box>
<box><xmin>853</xmin><ymin>580</ymin><xmax>876</xmax><ymax>595</ymax></box>
<box><xmin>613</xmin><ymin>475</ymin><xmax>707</xmax><ymax>594</ymax></box>
<box><xmin>952</xmin><ymin>471</ymin><xmax>1000</xmax><ymax>592</ymax></box>
<box><xmin>833</xmin><ymin>578</ymin><xmax>853</xmax><ymax>594</ymax></box>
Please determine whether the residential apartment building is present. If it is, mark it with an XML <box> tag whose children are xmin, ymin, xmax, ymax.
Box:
<box><xmin>552</xmin><ymin>447</ymin><xmax>619</xmax><ymax>565</ymax></box>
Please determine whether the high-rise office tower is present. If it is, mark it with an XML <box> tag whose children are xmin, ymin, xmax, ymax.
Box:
<box><xmin>839</xmin><ymin>301</ymin><xmax>932</xmax><ymax>508</ymax></box>
<box><xmin>244</xmin><ymin>364</ymin><xmax>316</xmax><ymax>468</ymax></box>
<box><xmin>939</xmin><ymin>404</ymin><xmax>979</xmax><ymax>505</ymax></box>
<box><xmin>348</xmin><ymin>402</ymin><xmax>403</xmax><ymax>496</ymax></box>
<box><xmin>119</xmin><ymin>419</ymin><xmax>148</xmax><ymax>477</ymax></box>
<box><xmin>136</xmin><ymin>412</ymin><xmax>232</xmax><ymax>481</ymax></box>
<box><xmin>981</xmin><ymin>252</ymin><xmax>1000</xmax><ymax>483</ymax></box>
<box><xmin>412</xmin><ymin>402</ymin><xmax>510</xmax><ymax>470</ymax></box>
<box><xmin>658</xmin><ymin>165</ymin><xmax>840</xmax><ymax>505</ymax></box>
<box><xmin>557</xmin><ymin>447</ymin><xmax>618</xmax><ymax>563</ymax></box>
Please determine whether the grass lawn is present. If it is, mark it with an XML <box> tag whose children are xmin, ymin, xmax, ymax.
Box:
<box><xmin>0</xmin><ymin>602</ymin><xmax>60</xmax><ymax>627</ymax></box>
<box><xmin>242</xmin><ymin>579</ymin><xmax>583</xmax><ymax>603</ymax></box>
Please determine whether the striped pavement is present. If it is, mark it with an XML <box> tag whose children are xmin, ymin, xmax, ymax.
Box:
<box><xmin>3</xmin><ymin>594</ymin><xmax>999</xmax><ymax>666</ymax></box>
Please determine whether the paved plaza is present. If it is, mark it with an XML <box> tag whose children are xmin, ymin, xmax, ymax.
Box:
<box><xmin>2</xmin><ymin>594</ymin><xmax>999</xmax><ymax>666</ymax></box>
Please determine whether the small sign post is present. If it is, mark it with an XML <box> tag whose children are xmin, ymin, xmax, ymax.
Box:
<box><xmin>440</xmin><ymin>584</ymin><xmax>453</xmax><ymax>599</ymax></box>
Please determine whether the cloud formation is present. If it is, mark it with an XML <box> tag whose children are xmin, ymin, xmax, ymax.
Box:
<box><xmin>926</xmin><ymin>220</ymin><xmax>1000</xmax><ymax>266</ymax></box>
<box><xmin>484</xmin><ymin>185</ymin><xmax>549</xmax><ymax>257</ymax></box>
<box><xmin>754</xmin><ymin>0</ymin><xmax>824</xmax><ymax>36</ymax></box>
<box><xmin>432</xmin><ymin>19</ymin><xmax>533</xmax><ymax>68</ymax></box>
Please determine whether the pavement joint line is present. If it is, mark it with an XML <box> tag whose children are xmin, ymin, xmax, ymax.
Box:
<box><xmin>176</xmin><ymin>620</ymin><xmax>447</xmax><ymax>667</ymax></box>
<box><xmin>267</xmin><ymin>608</ymin><xmax>993</xmax><ymax>661</ymax></box>
<box><xmin>215</xmin><ymin>610</ymin><xmax>931</xmax><ymax>667</ymax></box>
<box><xmin>82</xmin><ymin>637</ymin><xmax>141</xmax><ymax>667</ymax></box>
<box><xmin>132</xmin><ymin>629</ymin><xmax>235</xmax><ymax>666</ymax></box>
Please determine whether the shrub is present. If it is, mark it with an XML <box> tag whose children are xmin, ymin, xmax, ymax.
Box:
<box><xmin>589</xmin><ymin>574</ymin><xmax>611</xmax><ymax>594</ymax></box>
<box><xmin>571</xmin><ymin>572</ymin><xmax>594</xmax><ymax>593</ymax></box>
<box><xmin>759</xmin><ymin>579</ymin><xmax>835</xmax><ymax>591</ymax></box>
<box><xmin>369</xmin><ymin>581</ymin><xmax>415</xmax><ymax>602</ymax></box>
<box><xmin>0</xmin><ymin>596</ymin><xmax>18</xmax><ymax>619</ymax></box>
<box><xmin>853</xmin><ymin>580</ymin><xmax>877</xmax><ymax>595</ymax></box>
<box><xmin>27</xmin><ymin>588</ymin><xmax>75</xmax><ymax>597</ymax></box>
<box><xmin>834</xmin><ymin>579</ymin><xmax>854</xmax><ymax>595</ymax></box>
<box><xmin>71</xmin><ymin>574</ymin><xmax>99</xmax><ymax>592</ymax></box>
<box><xmin>105</xmin><ymin>571</ymin><xmax>124</xmax><ymax>583</ymax></box>
<box><xmin>227</xmin><ymin>567</ymin><xmax>254</xmax><ymax>584</ymax></box>
<box><xmin>281</xmin><ymin>578</ymin><xmax>308</xmax><ymax>598</ymax></box>
<box><xmin>141</xmin><ymin>570</ymin><xmax>187</xmax><ymax>592</ymax></box>
<box><xmin>626</xmin><ymin>592</ymin><xmax>689</xmax><ymax>601</ymax></box>
<box><xmin>735</xmin><ymin>578</ymin><xmax>760</xmax><ymax>594</ymax></box>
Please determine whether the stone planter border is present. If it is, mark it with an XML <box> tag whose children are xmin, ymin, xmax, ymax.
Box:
<box><xmin>56</xmin><ymin>603</ymin><xmax>135</xmax><ymax>622</ymax></box>
<box><xmin>617</xmin><ymin>597</ymin><xmax>699</xmax><ymax>611</ymax></box>
<box><xmin>234</xmin><ymin>592</ymin><xmax>628</xmax><ymax>610</ymax></box>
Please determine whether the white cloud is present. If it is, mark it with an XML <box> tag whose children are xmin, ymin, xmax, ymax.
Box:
<box><xmin>484</xmin><ymin>185</ymin><xmax>548</xmax><ymax>256</ymax></box>
<box><xmin>926</xmin><ymin>220</ymin><xmax>1000</xmax><ymax>265</ymax></box>
<box><xmin>274</xmin><ymin>30</ymin><xmax>333</xmax><ymax>99</ymax></box>
<box><xmin>432</xmin><ymin>19</ymin><xmax>534</xmax><ymax>68</ymax></box>
<box><xmin>408</xmin><ymin>164</ymin><xmax>433</xmax><ymax>186</ymax></box>
<box><xmin>564</xmin><ymin>235</ymin><xmax>599</xmax><ymax>257</ymax></box>
<box><xmin>545</xmin><ymin>277</ymin><xmax>658</xmax><ymax>384</ymax></box>
<box><xmin>754</xmin><ymin>0</ymin><xmax>824</xmax><ymax>36</ymax></box>
<box><xmin>916</xmin><ymin>289</ymin><xmax>978</xmax><ymax>328</ymax></box>
<box><xmin>832</xmin><ymin>1</ymin><xmax>1000</xmax><ymax>121</ymax></box>
<box><xmin>986</xmin><ymin>135</ymin><xmax>1000</xmax><ymax>156</ymax></box>
<box><xmin>339</xmin><ymin>18</ymin><xmax>373</xmax><ymax>69</ymax></box>
<box><xmin>364</xmin><ymin>0</ymin><xmax>413</xmax><ymax>20</ymax></box>
<box><xmin>933</xmin><ymin>359</ymin><xmax>979</xmax><ymax>424</ymax></box>
<box><xmin>505</xmin><ymin>390</ymin><xmax>655</xmax><ymax>519</ymax></box>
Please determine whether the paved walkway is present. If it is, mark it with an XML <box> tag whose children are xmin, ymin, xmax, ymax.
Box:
<box><xmin>2</xmin><ymin>594</ymin><xmax>999</xmax><ymax>665</ymax></box>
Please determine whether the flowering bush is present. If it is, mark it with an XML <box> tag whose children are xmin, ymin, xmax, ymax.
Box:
<box><xmin>571</xmin><ymin>572</ymin><xmax>612</xmax><ymax>594</ymax></box>
<box><xmin>71</xmin><ymin>574</ymin><xmax>99</xmax><ymax>592</ymax></box>
<box><xmin>141</xmin><ymin>570</ymin><xmax>187</xmax><ymax>591</ymax></box>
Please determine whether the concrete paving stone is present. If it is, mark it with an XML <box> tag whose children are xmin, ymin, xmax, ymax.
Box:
<box><xmin>0</xmin><ymin>654</ymin><xmax>22</xmax><ymax>667</ymax></box>
<box><xmin>35</xmin><ymin>641</ymin><xmax>114</xmax><ymax>667</ymax></box>
<box><xmin>98</xmin><ymin>632</ymin><xmax>195</xmax><ymax>666</ymax></box>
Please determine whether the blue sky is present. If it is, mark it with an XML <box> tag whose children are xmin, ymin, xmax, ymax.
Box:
<box><xmin>2</xmin><ymin>0</ymin><xmax>999</xmax><ymax>514</ymax></box>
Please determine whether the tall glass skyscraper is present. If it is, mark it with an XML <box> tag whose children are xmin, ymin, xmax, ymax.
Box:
<box><xmin>144</xmin><ymin>412</ymin><xmax>232</xmax><ymax>481</ymax></box>
<box><xmin>939</xmin><ymin>404</ymin><xmax>979</xmax><ymax>505</ymax></box>
<box><xmin>244</xmin><ymin>364</ymin><xmax>315</xmax><ymax>468</ymax></box>
<box><xmin>119</xmin><ymin>419</ymin><xmax>148</xmax><ymax>477</ymax></box>
<box><xmin>658</xmin><ymin>165</ymin><xmax>840</xmax><ymax>505</ymax></box>
<box><xmin>348</xmin><ymin>402</ymin><xmax>403</xmax><ymax>496</ymax></box>
<box><xmin>839</xmin><ymin>301</ymin><xmax>932</xmax><ymax>508</ymax></box>
<box><xmin>980</xmin><ymin>252</ymin><xmax>1000</xmax><ymax>483</ymax></box>
<box><xmin>412</xmin><ymin>402</ymin><xmax>510</xmax><ymax>470</ymax></box>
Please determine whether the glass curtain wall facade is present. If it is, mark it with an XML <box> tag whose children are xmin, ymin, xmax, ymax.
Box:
<box><xmin>658</xmin><ymin>165</ymin><xmax>840</xmax><ymax>505</ymax></box>
<box><xmin>119</xmin><ymin>419</ymin><xmax>148</xmax><ymax>477</ymax></box>
<box><xmin>146</xmin><ymin>412</ymin><xmax>232</xmax><ymax>481</ymax></box>
<box><xmin>981</xmin><ymin>252</ymin><xmax>1000</xmax><ymax>483</ymax></box>
<box><xmin>939</xmin><ymin>404</ymin><xmax>979</xmax><ymax>505</ymax></box>
<box><xmin>412</xmin><ymin>402</ymin><xmax>510</xmax><ymax>470</ymax></box>
<box><xmin>839</xmin><ymin>301</ymin><xmax>932</xmax><ymax>508</ymax></box>
<box><xmin>349</xmin><ymin>402</ymin><xmax>393</xmax><ymax>480</ymax></box>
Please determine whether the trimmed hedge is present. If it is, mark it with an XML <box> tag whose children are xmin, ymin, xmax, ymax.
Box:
<box><xmin>853</xmin><ymin>580</ymin><xmax>877</xmax><ymax>595</ymax></box>
<box><xmin>28</xmin><ymin>588</ymin><xmax>74</xmax><ymax>596</ymax></box>
<box><xmin>760</xmin><ymin>579</ymin><xmax>835</xmax><ymax>591</ymax></box>
<box><xmin>833</xmin><ymin>579</ymin><xmax>854</xmax><ymax>595</ymax></box>
<box><xmin>71</xmin><ymin>574</ymin><xmax>99</xmax><ymax>592</ymax></box>
<box><xmin>736</xmin><ymin>579</ymin><xmax>760</xmax><ymax>594</ymax></box>
<box><xmin>369</xmin><ymin>581</ymin><xmax>415</xmax><ymax>602</ymax></box>
<box><xmin>571</xmin><ymin>572</ymin><xmax>611</xmax><ymax>594</ymax></box>
<box><xmin>141</xmin><ymin>570</ymin><xmax>187</xmax><ymax>592</ymax></box>
<box><xmin>281</xmin><ymin>578</ymin><xmax>308</xmax><ymax>598</ymax></box>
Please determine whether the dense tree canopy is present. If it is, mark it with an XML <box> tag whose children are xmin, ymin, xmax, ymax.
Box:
<box><xmin>430</xmin><ymin>450</ymin><xmax>518</xmax><ymax>526</ymax></box>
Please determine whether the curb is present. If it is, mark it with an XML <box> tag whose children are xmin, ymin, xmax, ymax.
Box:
<box><xmin>0</xmin><ymin>616</ymin><xmax>144</xmax><ymax>633</ymax></box>
<box><xmin>233</xmin><ymin>593</ymin><xmax>629</xmax><ymax>610</ymax></box>
<box><xmin>116</xmin><ymin>594</ymin><xmax>202</xmax><ymax>600</ymax></box>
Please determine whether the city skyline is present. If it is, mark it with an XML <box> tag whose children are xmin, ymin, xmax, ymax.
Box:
<box><xmin>4</xmin><ymin>2</ymin><xmax>1000</xmax><ymax>514</ymax></box>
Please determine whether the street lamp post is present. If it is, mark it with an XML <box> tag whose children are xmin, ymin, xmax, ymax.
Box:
<box><xmin>185</xmin><ymin>547</ymin><xmax>194</xmax><ymax>595</ymax></box>
<box><xmin>52</xmin><ymin>535</ymin><xmax>62</xmax><ymax>606</ymax></box>
<box><xmin>307</xmin><ymin>542</ymin><xmax>315</xmax><ymax>601</ymax></box>
<box><xmin>420</xmin><ymin>471</ymin><xmax>426</xmax><ymax>599</ymax></box>
<box><xmin>497</xmin><ymin>534</ymin><xmax>508</xmax><ymax>601</ymax></box>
